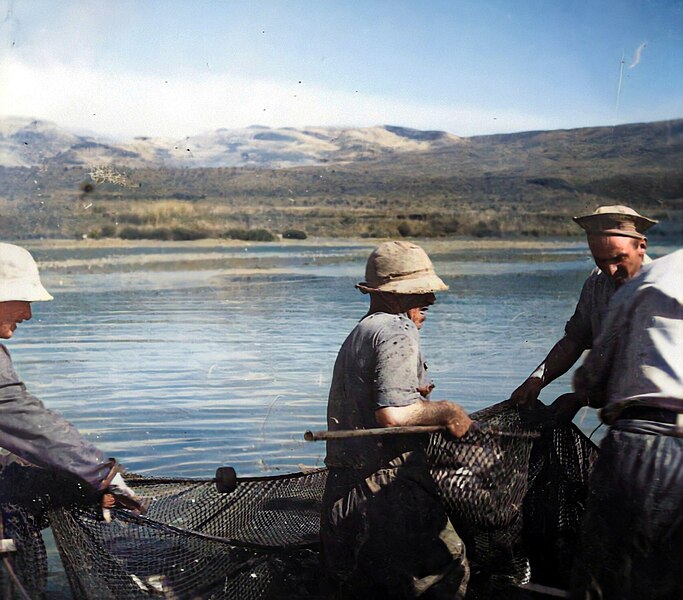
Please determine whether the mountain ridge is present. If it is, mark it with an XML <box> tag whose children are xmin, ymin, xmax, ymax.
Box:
<box><xmin>1</xmin><ymin>116</ymin><xmax>681</xmax><ymax>240</ymax></box>
<box><xmin>0</xmin><ymin>117</ymin><xmax>465</xmax><ymax>169</ymax></box>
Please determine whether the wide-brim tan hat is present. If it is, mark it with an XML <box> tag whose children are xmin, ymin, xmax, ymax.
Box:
<box><xmin>573</xmin><ymin>205</ymin><xmax>657</xmax><ymax>239</ymax></box>
<box><xmin>0</xmin><ymin>243</ymin><xmax>53</xmax><ymax>302</ymax></box>
<box><xmin>356</xmin><ymin>240</ymin><xmax>448</xmax><ymax>295</ymax></box>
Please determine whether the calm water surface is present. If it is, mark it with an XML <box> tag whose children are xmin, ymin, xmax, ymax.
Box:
<box><xmin>9</xmin><ymin>239</ymin><xmax>676</xmax><ymax>596</ymax></box>
<box><xmin>15</xmin><ymin>241</ymin><xmax>597</xmax><ymax>477</ymax></box>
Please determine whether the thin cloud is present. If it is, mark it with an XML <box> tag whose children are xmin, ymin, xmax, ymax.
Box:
<box><xmin>628</xmin><ymin>42</ymin><xmax>647</xmax><ymax>69</ymax></box>
<box><xmin>0</xmin><ymin>58</ymin><xmax>558</xmax><ymax>139</ymax></box>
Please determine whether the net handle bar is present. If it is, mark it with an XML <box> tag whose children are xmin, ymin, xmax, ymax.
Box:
<box><xmin>518</xmin><ymin>582</ymin><xmax>570</xmax><ymax>598</ymax></box>
<box><xmin>306</xmin><ymin>425</ymin><xmax>443</xmax><ymax>441</ymax></box>
<box><xmin>304</xmin><ymin>425</ymin><xmax>539</xmax><ymax>441</ymax></box>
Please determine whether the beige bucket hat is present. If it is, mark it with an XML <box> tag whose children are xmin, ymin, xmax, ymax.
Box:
<box><xmin>356</xmin><ymin>241</ymin><xmax>448</xmax><ymax>295</ymax></box>
<box><xmin>0</xmin><ymin>243</ymin><xmax>53</xmax><ymax>302</ymax></box>
<box><xmin>573</xmin><ymin>205</ymin><xmax>657</xmax><ymax>239</ymax></box>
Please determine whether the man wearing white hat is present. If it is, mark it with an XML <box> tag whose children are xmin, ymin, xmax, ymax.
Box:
<box><xmin>321</xmin><ymin>241</ymin><xmax>473</xmax><ymax>599</ymax></box>
<box><xmin>0</xmin><ymin>242</ymin><xmax>140</xmax><ymax>509</ymax></box>
<box><xmin>510</xmin><ymin>205</ymin><xmax>658</xmax><ymax>416</ymax></box>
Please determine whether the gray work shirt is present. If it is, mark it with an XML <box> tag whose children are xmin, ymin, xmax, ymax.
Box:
<box><xmin>324</xmin><ymin>312</ymin><xmax>429</xmax><ymax>473</ymax></box>
<box><xmin>574</xmin><ymin>250</ymin><xmax>683</xmax><ymax>413</ymax></box>
<box><xmin>0</xmin><ymin>344</ymin><xmax>111</xmax><ymax>489</ymax></box>
<box><xmin>565</xmin><ymin>256</ymin><xmax>652</xmax><ymax>349</ymax></box>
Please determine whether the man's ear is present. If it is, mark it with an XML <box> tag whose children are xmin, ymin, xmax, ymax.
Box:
<box><xmin>640</xmin><ymin>237</ymin><xmax>648</xmax><ymax>252</ymax></box>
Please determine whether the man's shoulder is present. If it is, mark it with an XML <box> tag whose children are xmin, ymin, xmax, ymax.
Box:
<box><xmin>0</xmin><ymin>344</ymin><xmax>20</xmax><ymax>386</ymax></box>
<box><xmin>349</xmin><ymin>313</ymin><xmax>417</xmax><ymax>346</ymax></box>
<box><xmin>641</xmin><ymin>250</ymin><xmax>682</xmax><ymax>280</ymax></box>
<box><xmin>357</xmin><ymin>312</ymin><xmax>415</xmax><ymax>333</ymax></box>
<box><xmin>0</xmin><ymin>344</ymin><xmax>11</xmax><ymax>363</ymax></box>
<box><xmin>619</xmin><ymin>250</ymin><xmax>683</xmax><ymax>304</ymax></box>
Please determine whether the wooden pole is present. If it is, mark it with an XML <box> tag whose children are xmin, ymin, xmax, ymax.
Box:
<box><xmin>304</xmin><ymin>425</ymin><xmax>539</xmax><ymax>442</ymax></box>
<box><xmin>304</xmin><ymin>425</ymin><xmax>442</xmax><ymax>441</ymax></box>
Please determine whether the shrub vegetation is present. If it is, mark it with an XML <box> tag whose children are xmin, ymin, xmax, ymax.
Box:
<box><xmin>223</xmin><ymin>228</ymin><xmax>276</xmax><ymax>242</ymax></box>
<box><xmin>282</xmin><ymin>229</ymin><xmax>307</xmax><ymax>240</ymax></box>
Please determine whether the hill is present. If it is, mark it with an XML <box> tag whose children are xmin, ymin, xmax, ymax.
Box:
<box><xmin>1</xmin><ymin>118</ymin><xmax>681</xmax><ymax>240</ymax></box>
<box><xmin>0</xmin><ymin>118</ymin><xmax>463</xmax><ymax>169</ymax></box>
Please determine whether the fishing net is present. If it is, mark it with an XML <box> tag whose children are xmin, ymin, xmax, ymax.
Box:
<box><xmin>50</xmin><ymin>470</ymin><xmax>327</xmax><ymax>600</ymax></box>
<box><xmin>0</xmin><ymin>504</ymin><xmax>48</xmax><ymax>599</ymax></box>
<box><xmin>428</xmin><ymin>401</ymin><xmax>598</xmax><ymax>597</ymax></box>
<box><xmin>0</xmin><ymin>401</ymin><xmax>597</xmax><ymax>599</ymax></box>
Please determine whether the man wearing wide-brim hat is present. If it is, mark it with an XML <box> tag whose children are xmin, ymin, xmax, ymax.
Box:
<box><xmin>510</xmin><ymin>205</ymin><xmax>657</xmax><ymax>414</ymax></box>
<box><xmin>321</xmin><ymin>241</ymin><xmax>473</xmax><ymax>599</ymax></box>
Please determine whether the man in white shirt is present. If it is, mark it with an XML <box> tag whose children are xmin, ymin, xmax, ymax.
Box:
<box><xmin>571</xmin><ymin>249</ymin><xmax>683</xmax><ymax>599</ymax></box>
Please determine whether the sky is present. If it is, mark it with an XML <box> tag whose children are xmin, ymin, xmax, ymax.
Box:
<box><xmin>1</xmin><ymin>0</ymin><xmax>682</xmax><ymax>140</ymax></box>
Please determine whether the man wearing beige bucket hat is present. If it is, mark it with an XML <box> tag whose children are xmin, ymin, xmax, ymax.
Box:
<box><xmin>0</xmin><ymin>242</ymin><xmax>141</xmax><ymax>511</ymax></box>
<box><xmin>321</xmin><ymin>241</ymin><xmax>472</xmax><ymax>599</ymax></box>
<box><xmin>510</xmin><ymin>205</ymin><xmax>658</xmax><ymax>415</ymax></box>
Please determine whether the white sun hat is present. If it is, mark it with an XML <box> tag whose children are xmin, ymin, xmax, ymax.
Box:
<box><xmin>356</xmin><ymin>240</ymin><xmax>448</xmax><ymax>295</ymax></box>
<box><xmin>0</xmin><ymin>243</ymin><xmax>53</xmax><ymax>302</ymax></box>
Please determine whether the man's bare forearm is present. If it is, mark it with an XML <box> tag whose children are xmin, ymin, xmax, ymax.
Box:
<box><xmin>529</xmin><ymin>336</ymin><xmax>585</xmax><ymax>386</ymax></box>
<box><xmin>376</xmin><ymin>400</ymin><xmax>462</xmax><ymax>427</ymax></box>
<box><xmin>376</xmin><ymin>400</ymin><xmax>472</xmax><ymax>438</ymax></box>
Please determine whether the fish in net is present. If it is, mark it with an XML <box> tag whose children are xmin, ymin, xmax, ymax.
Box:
<box><xmin>428</xmin><ymin>401</ymin><xmax>598</xmax><ymax>597</ymax></box>
<box><xmin>0</xmin><ymin>401</ymin><xmax>597</xmax><ymax>598</ymax></box>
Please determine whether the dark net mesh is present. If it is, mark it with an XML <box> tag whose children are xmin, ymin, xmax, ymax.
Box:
<box><xmin>522</xmin><ymin>422</ymin><xmax>598</xmax><ymax>589</ymax></box>
<box><xmin>50</xmin><ymin>470</ymin><xmax>327</xmax><ymax>600</ymax></box>
<box><xmin>428</xmin><ymin>402</ymin><xmax>534</xmax><ymax>593</ymax></box>
<box><xmin>428</xmin><ymin>401</ymin><xmax>598</xmax><ymax>596</ymax></box>
<box><xmin>1</xmin><ymin>402</ymin><xmax>597</xmax><ymax>599</ymax></box>
<box><xmin>0</xmin><ymin>461</ymin><xmax>61</xmax><ymax>599</ymax></box>
<box><xmin>0</xmin><ymin>504</ymin><xmax>48</xmax><ymax>599</ymax></box>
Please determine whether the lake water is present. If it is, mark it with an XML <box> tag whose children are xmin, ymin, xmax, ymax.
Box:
<box><xmin>8</xmin><ymin>238</ymin><xmax>678</xmax><ymax>596</ymax></box>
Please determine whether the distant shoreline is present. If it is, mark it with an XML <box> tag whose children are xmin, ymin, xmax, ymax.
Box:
<box><xmin>22</xmin><ymin>236</ymin><xmax>583</xmax><ymax>252</ymax></box>
<box><xmin>25</xmin><ymin>236</ymin><xmax>682</xmax><ymax>278</ymax></box>
<box><xmin>22</xmin><ymin>237</ymin><xmax>592</xmax><ymax>277</ymax></box>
